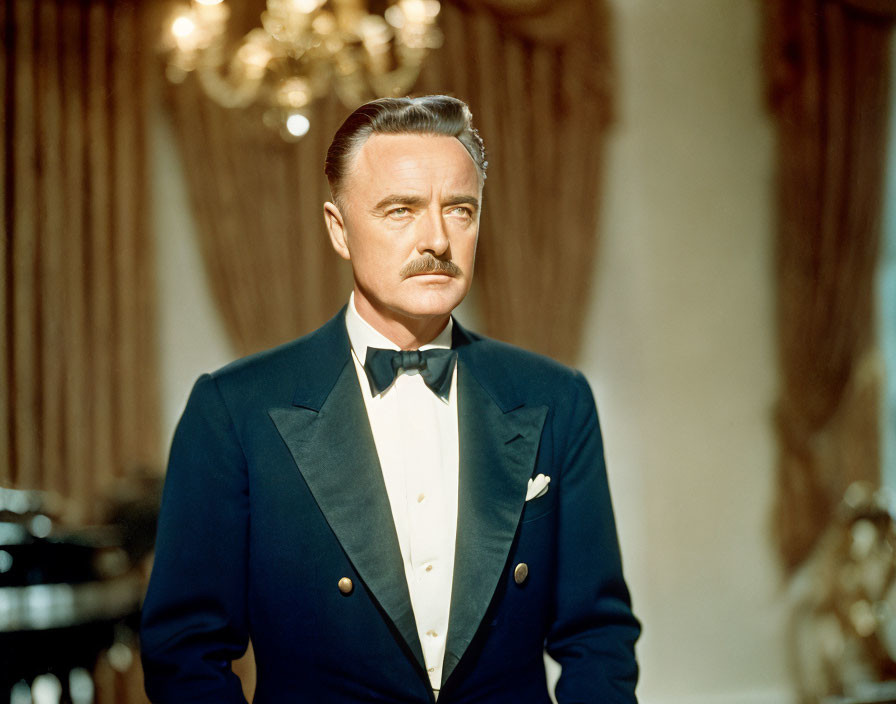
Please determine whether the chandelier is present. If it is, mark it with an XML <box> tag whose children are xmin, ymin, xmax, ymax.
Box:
<box><xmin>163</xmin><ymin>0</ymin><xmax>443</xmax><ymax>140</ymax></box>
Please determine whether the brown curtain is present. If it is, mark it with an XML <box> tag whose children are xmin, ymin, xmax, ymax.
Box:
<box><xmin>2</xmin><ymin>0</ymin><xmax>159</xmax><ymax>516</ymax></box>
<box><xmin>419</xmin><ymin>0</ymin><xmax>613</xmax><ymax>364</ymax></box>
<box><xmin>167</xmin><ymin>0</ymin><xmax>613</xmax><ymax>364</ymax></box>
<box><xmin>165</xmin><ymin>87</ymin><xmax>356</xmax><ymax>357</ymax></box>
<box><xmin>1</xmin><ymin>1</ymin><xmax>158</xmax><ymax>699</ymax></box>
<box><xmin>764</xmin><ymin>0</ymin><xmax>896</xmax><ymax>571</ymax></box>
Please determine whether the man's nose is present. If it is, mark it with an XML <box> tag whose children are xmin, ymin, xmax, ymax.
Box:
<box><xmin>416</xmin><ymin>208</ymin><xmax>450</xmax><ymax>256</ymax></box>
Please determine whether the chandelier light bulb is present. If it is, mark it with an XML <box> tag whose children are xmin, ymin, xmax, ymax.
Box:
<box><xmin>292</xmin><ymin>0</ymin><xmax>323</xmax><ymax>13</ymax></box>
<box><xmin>172</xmin><ymin>15</ymin><xmax>196</xmax><ymax>39</ymax></box>
<box><xmin>237</xmin><ymin>40</ymin><xmax>273</xmax><ymax>70</ymax></box>
<box><xmin>277</xmin><ymin>77</ymin><xmax>312</xmax><ymax>108</ymax></box>
<box><xmin>384</xmin><ymin>6</ymin><xmax>404</xmax><ymax>28</ymax></box>
<box><xmin>285</xmin><ymin>113</ymin><xmax>311</xmax><ymax>137</ymax></box>
<box><xmin>311</xmin><ymin>11</ymin><xmax>338</xmax><ymax>35</ymax></box>
<box><xmin>399</xmin><ymin>0</ymin><xmax>432</xmax><ymax>24</ymax></box>
<box><xmin>195</xmin><ymin>0</ymin><xmax>224</xmax><ymax>5</ymax></box>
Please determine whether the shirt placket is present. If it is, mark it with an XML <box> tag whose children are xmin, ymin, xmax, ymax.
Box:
<box><xmin>397</xmin><ymin>372</ymin><xmax>449</xmax><ymax>688</ymax></box>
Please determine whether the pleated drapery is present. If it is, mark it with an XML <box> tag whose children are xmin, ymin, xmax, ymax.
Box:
<box><xmin>763</xmin><ymin>0</ymin><xmax>896</xmax><ymax>571</ymax></box>
<box><xmin>2</xmin><ymin>0</ymin><xmax>159</xmax><ymax>700</ymax></box>
<box><xmin>2</xmin><ymin>0</ymin><xmax>160</xmax><ymax>516</ymax></box>
<box><xmin>167</xmin><ymin>0</ymin><xmax>613</xmax><ymax>364</ymax></box>
<box><xmin>165</xmin><ymin>87</ymin><xmax>356</xmax><ymax>357</ymax></box>
<box><xmin>419</xmin><ymin>1</ymin><xmax>613</xmax><ymax>364</ymax></box>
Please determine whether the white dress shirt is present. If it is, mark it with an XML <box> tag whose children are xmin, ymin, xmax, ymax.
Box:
<box><xmin>344</xmin><ymin>293</ymin><xmax>459</xmax><ymax>696</ymax></box>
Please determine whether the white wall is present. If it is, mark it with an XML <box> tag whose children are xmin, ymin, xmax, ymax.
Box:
<box><xmin>152</xmin><ymin>111</ymin><xmax>236</xmax><ymax>443</ymax></box>
<box><xmin>152</xmin><ymin>0</ymin><xmax>793</xmax><ymax>700</ymax></box>
<box><xmin>582</xmin><ymin>0</ymin><xmax>791</xmax><ymax>702</ymax></box>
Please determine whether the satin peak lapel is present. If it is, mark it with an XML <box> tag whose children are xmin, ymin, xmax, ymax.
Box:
<box><xmin>268</xmin><ymin>362</ymin><xmax>426</xmax><ymax>672</ymax></box>
<box><xmin>442</xmin><ymin>360</ymin><xmax>548</xmax><ymax>686</ymax></box>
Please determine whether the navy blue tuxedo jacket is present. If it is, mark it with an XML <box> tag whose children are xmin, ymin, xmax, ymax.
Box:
<box><xmin>140</xmin><ymin>308</ymin><xmax>640</xmax><ymax>703</ymax></box>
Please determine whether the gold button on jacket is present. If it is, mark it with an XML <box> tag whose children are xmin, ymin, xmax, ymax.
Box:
<box><xmin>513</xmin><ymin>563</ymin><xmax>529</xmax><ymax>585</ymax></box>
<box><xmin>338</xmin><ymin>577</ymin><xmax>353</xmax><ymax>594</ymax></box>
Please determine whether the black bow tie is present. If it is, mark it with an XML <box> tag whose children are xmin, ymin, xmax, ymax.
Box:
<box><xmin>363</xmin><ymin>347</ymin><xmax>457</xmax><ymax>400</ymax></box>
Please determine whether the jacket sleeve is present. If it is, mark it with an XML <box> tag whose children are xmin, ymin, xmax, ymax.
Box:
<box><xmin>544</xmin><ymin>371</ymin><xmax>640</xmax><ymax>703</ymax></box>
<box><xmin>140</xmin><ymin>374</ymin><xmax>251</xmax><ymax>704</ymax></box>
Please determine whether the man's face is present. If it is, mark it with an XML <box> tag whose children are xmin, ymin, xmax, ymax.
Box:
<box><xmin>324</xmin><ymin>132</ymin><xmax>482</xmax><ymax>329</ymax></box>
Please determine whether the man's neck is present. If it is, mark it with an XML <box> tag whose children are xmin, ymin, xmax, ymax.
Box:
<box><xmin>352</xmin><ymin>293</ymin><xmax>451</xmax><ymax>351</ymax></box>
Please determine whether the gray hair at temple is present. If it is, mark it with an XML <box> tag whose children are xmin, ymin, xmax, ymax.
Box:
<box><xmin>324</xmin><ymin>95</ymin><xmax>487</xmax><ymax>210</ymax></box>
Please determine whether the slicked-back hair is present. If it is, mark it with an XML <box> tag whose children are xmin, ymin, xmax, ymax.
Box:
<box><xmin>324</xmin><ymin>95</ymin><xmax>487</xmax><ymax>210</ymax></box>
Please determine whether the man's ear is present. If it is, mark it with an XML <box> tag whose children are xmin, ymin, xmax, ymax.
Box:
<box><xmin>323</xmin><ymin>201</ymin><xmax>351</xmax><ymax>261</ymax></box>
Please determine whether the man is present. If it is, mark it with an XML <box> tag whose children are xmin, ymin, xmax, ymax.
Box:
<box><xmin>141</xmin><ymin>95</ymin><xmax>640</xmax><ymax>703</ymax></box>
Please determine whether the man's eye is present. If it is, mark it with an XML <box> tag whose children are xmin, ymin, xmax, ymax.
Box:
<box><xmin>448</xmin><ymin>207</ymin><xmax>472</xmax><ymax>217</ymax></box>
<box><xmin>388</xmin><ymin>207</ymin><xmax>410</xmax><ymax>217</ymax></box>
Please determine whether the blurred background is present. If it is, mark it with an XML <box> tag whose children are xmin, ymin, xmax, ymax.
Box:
<box><xmin>2</xmin><ymin>0</ymin><xmax>896</xmax><ymax>702</ymax></box>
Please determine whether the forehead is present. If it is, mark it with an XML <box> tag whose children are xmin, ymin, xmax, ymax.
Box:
<box><xmin>345</xmin><ymin>133</ymin><xmax>481</xmax><ymax>200</ymax></box>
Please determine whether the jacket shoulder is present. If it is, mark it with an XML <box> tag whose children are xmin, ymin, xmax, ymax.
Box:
<box><xmin>203</xmin><ymin>307</ymin><xmax>349</xmax><ymax>409</ymax></box>
<box><xmin>456</xmin><ymin>324</ymin><xmax>590</xmax><ymax>408</ymax></box>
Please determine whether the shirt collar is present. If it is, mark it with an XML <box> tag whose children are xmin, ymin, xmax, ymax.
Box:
<box><xmin>345</xmin><ymin>291</ymin><xmax>453</xmax><ymax>366</ymax></box>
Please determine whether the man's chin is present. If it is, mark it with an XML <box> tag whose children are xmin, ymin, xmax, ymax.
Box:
<box><xmin>392</xmin><ymin>290</ymin><xmax>467</xmax><ymax>320</ymax></box>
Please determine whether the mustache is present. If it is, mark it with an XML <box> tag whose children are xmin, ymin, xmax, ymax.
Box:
<box><xmin>400</xmin><ymin>255</ymin><xmax>462</xmax><ymax>279</ymax></box>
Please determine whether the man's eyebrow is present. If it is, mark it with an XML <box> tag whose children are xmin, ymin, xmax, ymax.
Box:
<box><xmin>443</xmin><ymin>195</ymin><xmax>480</xmax><ymax>211</ymax></box>
<box><xmin>372</xmin><ymin>194</ymin><xmax>428</xmax><ymax>211</ymax></box>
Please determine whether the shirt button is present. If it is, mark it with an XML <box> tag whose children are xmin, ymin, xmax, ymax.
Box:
<box><xmin>417</xmin><ymin>493</ymin><xmax>425</xmax><ymax>503</ymax></box>
<box><xmin>426</xmin><ymin>629</ymin><xmax>438</xmax><ymax>638</ymax></box>
<box><xmin>428</xmin><ymin>667</ymin><xmax>435</xmax><ymax>673</ymax></box>
<box><xmin>425</xmin><ymin>563</ymin><xmax>433</xmax><ymax>572</ymax></box>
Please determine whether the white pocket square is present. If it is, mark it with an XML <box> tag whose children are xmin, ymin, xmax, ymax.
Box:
<box><xmin>526</xmin><ymin>474</ymin><xmax>551</xmax><ymax>501</ymax></box>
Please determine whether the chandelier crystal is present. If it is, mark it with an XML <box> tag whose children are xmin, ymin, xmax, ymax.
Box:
<box><xmin>163</xmin><ymin>0</ymin><xmax>443</xmax><ymax>140</ymax></box>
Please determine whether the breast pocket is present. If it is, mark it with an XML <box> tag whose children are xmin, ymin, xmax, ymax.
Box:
<box><xmin>520</xmin><ymin>492</ymin><xmax>555</xmax><ymax>524</ymax></box>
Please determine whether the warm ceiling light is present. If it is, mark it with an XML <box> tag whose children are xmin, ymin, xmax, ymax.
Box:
<box><xmin>163</xmin><ymin>0</ymin><xmax>442</xmax><ymax>140</ymax></box>
<box><xmin>171</xmin><ymin>15</ymin><xmax>196</xmax><ymax>38</ymax></box>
